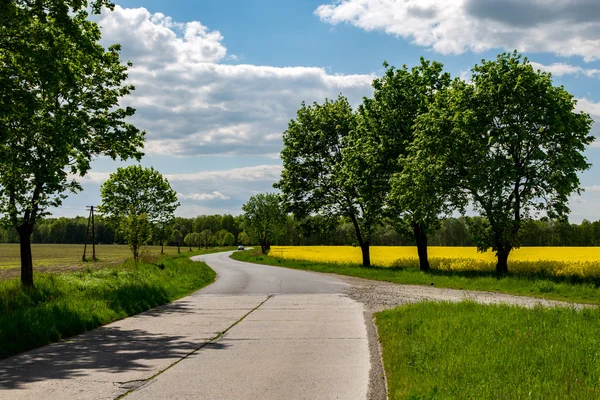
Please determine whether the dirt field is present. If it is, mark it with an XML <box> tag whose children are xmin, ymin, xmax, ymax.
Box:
<box><xmin>0</xmin><ymin>243</ymin><xmax>192</xmax><ymax>279</ymax></box>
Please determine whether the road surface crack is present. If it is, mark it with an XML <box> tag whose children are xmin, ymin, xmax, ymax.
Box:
<box><xmin>114</xmin><ymin>294</ymin><xmax>274</xmax><ymax>399</ymax></box>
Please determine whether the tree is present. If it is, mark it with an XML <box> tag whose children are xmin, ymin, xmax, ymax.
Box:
<box><xmin>223</xmin><ymin>232</ymin><xmax>235</xmax><ymax>246</ymax></box>
<box><xmin>119</xmin><ymin>213</ymin><xmax>152</xmax><ymax>264</ymax></box>
<box><xmin>352</xmin><ymin>58</ymin><xmax>452</xmax><ymax>271</ymax></box>
<box><xmin>237</xmin><ymin>231</ymin><xmax>250</xmax><ymax>245</ymax></box>
<box><xmin>0</xmin><ymin>0</ymin><xmax>144</xmax><ymax>285</ymax></box>
<box><xmin>100</xmin><ymin>166</ymin><xmax>179</xmax><ymax>263</ymax></box>
<box><xmin>275</xmin><ymin>96</ymin><xmax>377</xmax><ymax>266</ymax></box>
<box><xmin>242</xmin><ymin>193</ymin><xmax>285</xmax><ymax>254</ymax></box>
<box><xmin>200</xmin><ymin>229</ymin><xmax>212</xmax><ymax>248</ymax></box>
<box><xmin>413</xmin><ymin>52</ymin><xmax>594</xmax><ymax>274</ymax></box>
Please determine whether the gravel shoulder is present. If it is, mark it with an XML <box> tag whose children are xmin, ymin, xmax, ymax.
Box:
<box><xmin>340</xmin><ymin>274</ymin><xmax>593</xmax><ymax>313</ymax></box>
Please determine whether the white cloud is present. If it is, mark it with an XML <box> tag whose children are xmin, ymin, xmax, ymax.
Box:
<box><xmin>97</xmin><ymin>6</ymin><xmax>374</xmax><ymax>157</ymax></box>
<box><xmin>574</xmin><ymin>98</ymin><xmax>600</xmax><ymax>147</ymax></box>
<box><xmin>70</xmin><ymin>164</ymin><xmax>283</xmax><ymax>217</ymax></box>
<box><xmin>530</xmin><ymin>62</ymin><xmax>600</xmax><ymax>78</ymax></box>
<box><xmin>576</xmin><ymin>98</ymin><xmax>600</xmax><ymax>118</ymax></box>
<box><xmin>77</xmin><ymin>165</ymin><xmax>283</xmax><ymax>184</ymax></box>
<box><xmin>315</xmin><ymin>0</ymin><xmax>600</xmax><ymax>61</ymax></box>
<box><xmin>177</xmin><ymin>191</ymin><xmax>230</xmax><ymax>201</ymax></box>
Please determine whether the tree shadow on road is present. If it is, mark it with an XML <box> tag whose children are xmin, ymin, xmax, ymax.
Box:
<box><xmin>0</xmin><ymin>305</ymin><xmax>232</xmax><ymax>390</ymax></box>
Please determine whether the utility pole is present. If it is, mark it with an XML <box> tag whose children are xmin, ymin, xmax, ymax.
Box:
<box><xmin>82</xmin><ymin>206</ymin><xmax>97</xmax><ymax>262</ymax></box>
<box><xmin>91</xmin><ymin>206</ymin><xmax>96</xmax><ymax>261</ymax></box>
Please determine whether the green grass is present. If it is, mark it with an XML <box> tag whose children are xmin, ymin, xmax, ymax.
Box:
<box><xmin>0</xmin><ymin>243</ymin><xmax>187</xmax><ymax>270</ymax></box>
<box><xmin>376</xmin><ymin>302</ymin><xmax>600</xmax><ymax>399</ymax></box>
<box><xmin>231</xmin><ymin>250</ymin><xmax>600</xmax><ymax>304</ymax></box>
<box><xmin>0</xmin><ymin>247</ymin><xmax>232</xmax><ymax>359</ymax></box>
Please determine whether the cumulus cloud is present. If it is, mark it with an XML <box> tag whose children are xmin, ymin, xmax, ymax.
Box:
<box><xmin>315</xmin><ymin>0</ymin><xmax>600</xmax><ymax>61</ymax></box>
<box><xmin>71</xmin><ymin>164</ymin><xmax>282</xmax><ymax>217</ymax></box>
<box><xmin>530</xmin><ymin>62</ymin><xmax>600</xmax><ymax>78</ymax></box>
<box><xmin>77</xmin><ymin>165</ymin><xmax>283</xmax><ymax>184</ymax></box>
<box><xmin>573</xmin><ymin>98</ymin><xmax>600</xmax><ymax>147</ymax></box>
<box><xmin>177</xmin><ymin>191</ymin><xmax>230</xmax><ymax>201</ymax></box>
<box><xmin>97</xmin><ymin>6</ymin><xmax>374</xmax><ymax>157</ymax></box>
<box><xmin>576</xmin><ymin>98</ymin><xmax>600</xmax><ymax>118</ymax></box>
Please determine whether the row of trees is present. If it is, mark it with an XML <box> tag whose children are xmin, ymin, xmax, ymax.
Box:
<box><xmin>5</xmin><ymin>214</ymin><xmax>600</xmax><ymax>248</ymax></box>
<box><xmin>0</xmin><ymin>214</ymin><xmax>252</xmax><ymax>246</ymax></box>
<box><xmin>274</xmin><ymin>52</ymin><xmax>594</xmax><ymax>274</ymax></box>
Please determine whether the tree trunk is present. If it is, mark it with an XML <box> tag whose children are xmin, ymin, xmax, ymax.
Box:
<box><xmin>18</xmin><ymin>224</ymin><xmax>34</xmax><ymax>287</ymax></box>
<box><xmin>348</xmin><ymin>213</ymin><xmax>370</xmax><ymax>267</ymax></box>
<box><xmin>361</xmin><ymin>243</ymin><xmax>371</xmax><ymax>267</ymax></box>
<box><xmin>260</xmin><ymin>241</ymin><xmax>267</xmax><ymax>254</ymax></box>
<box><xmin>413</xmin><ymin>223</ymin><xmax>430</xmax><ymax>272</ymax></box>
<box><xmin>496</xmin><ymin>247</ymin><xmax>510</xmax><ymax>275</ymax></box>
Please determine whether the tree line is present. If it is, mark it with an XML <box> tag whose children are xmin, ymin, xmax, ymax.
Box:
<box><xmin>0</xmin><ymin>214</ymin><xmax>247</xmax><ymax>246</ymax></box>
<box><xmin>4</xmin><ymin>214</ymin><xmax>600</xmax><ymax>248</ymax></box>
<box><xmin>273</xmin><ymin>52</ymin><xmax>594</xmax><ymax>275</ymax></box>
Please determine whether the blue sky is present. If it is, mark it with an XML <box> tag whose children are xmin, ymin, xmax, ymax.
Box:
<box><xmin>52</xmin><ymin>0</ymin><xmax>600</xmax><ymax>222</ymax></box>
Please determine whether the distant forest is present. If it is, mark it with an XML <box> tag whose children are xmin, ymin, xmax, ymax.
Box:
<box><xmin>1</xmin><ymin>215</ymin><xmax>599</xmax><ymax>247</ymax></box>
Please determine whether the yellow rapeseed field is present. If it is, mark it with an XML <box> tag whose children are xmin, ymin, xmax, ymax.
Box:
<box><xmin>270</xmin><ymin>246</ymin><xmax>600</xmax><ymax>278</ymax></box>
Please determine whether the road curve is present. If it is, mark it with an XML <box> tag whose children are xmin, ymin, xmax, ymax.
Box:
<box><xmin>0</xmin><ymin>251</ymin><xmax>371</xmax><ymax>400</ymax></box>
<box><xmin>125</xmin><ymin>251</ymin><xmax>370</xmax><ymax>400</ymax></box>
<box><xmin>193</xmin><ymin>250</ymin><xmax>349</xmax><ymax>294</ymax></box>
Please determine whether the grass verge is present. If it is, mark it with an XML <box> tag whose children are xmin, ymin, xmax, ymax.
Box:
<box><xmin>0</xmin><ymin>247</ymin><xmax>232</xmax><ymax>359</ymax></box>
<box><xmin>231</xmin><ymin>250</ymin><xmax>600</xmax><ymax>304</ymax></box>
<box><xmin>376</xmin><ymin>302</ymin><xmax>600</xmax><ymax>399</ymax></box>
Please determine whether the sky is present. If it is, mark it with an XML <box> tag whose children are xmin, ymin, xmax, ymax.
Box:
<box><xmin>51</xmin><ymin>0</ymin><xmax>600</xmax><ymax>223</ymax></box>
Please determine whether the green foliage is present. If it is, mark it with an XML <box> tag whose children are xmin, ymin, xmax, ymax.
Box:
<box><xmin>412</xmin><ymin>51</ymin><xmax>594</xmax><ymax>273</ymax></box>
<box><xmin>358</xmin><ymin>58</ymin><xmax>452</xmax><ymax>234</ymax></box>
<box><xmin>100</xmin><ymin>165</ymin><xmax>179</xmax><ymax>262</ymax></box>
<box><xmin>0</xmin><ymin>250</ymin><xmax>219</xmax><ymax>359</ymax></box>
<box><xmin>0</xmin><ymin>0</ymin><xmax>145</xmax><ymax>285</ymax></box>
<box><xmin>275</xmin><ymin>96</ymin><xmax>376</xmax><ymax>265</ymax></box>
<box><xmin>376</xmin><ymin>302</ymin><xmax>600</xmax><ymax>399</ymax></box>
<box><xmin>237</xmin><ymin>231</ymin><xmax>250</xmax><ymax>245</ymax></box>
<box><xmin>242</xmin><ymin>193</ymin><xmax>286</xmax><ymax>254</ymax></box>
<box><xmin>223</xmin><ymin>232</ymin><xmax>235</xmax><ymax>246</ymax></box>
<box><xmin>100</xmin><ymin>165</ymin><xmax>179</xmax><ymax>223</ymax></box>
<box><xmin>119</xmin><ymin>213</ymin><xmax>152</xmax><ymax>264</ymax></box>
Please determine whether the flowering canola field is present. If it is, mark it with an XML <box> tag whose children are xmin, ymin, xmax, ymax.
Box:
<box><xmin>269</xmin><ymin>246</ymin><xmax>600</xmax><ymax>278</ymax></box>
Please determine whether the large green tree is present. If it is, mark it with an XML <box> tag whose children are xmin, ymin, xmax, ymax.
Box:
<box><xmin>242</xmin><ymin>193</ymin><xmax>285</xmax><ymax>254</ymax></box>
<box><xmin>412</xmin><ymin>52</ymin><xmax>594</xmax><ymax>274</ymax></box>
<box><xmin>350</xmin><ymin>58</ymin><xmax>452</xmax><ymax>271</ymax></box>
<box><xmin>100</xmin><ymin>166</ymin><xmax>179</xmax><ymax>263</ymax></box>
<box><xmin>275</xmin><ymin>96</ymin><xmax>379</xmax><ymax>266</ymax></box>
<box><xmin>0</xmin><ymin>0</ymin><xmax>144</xmax><ymax>285</ymax></box>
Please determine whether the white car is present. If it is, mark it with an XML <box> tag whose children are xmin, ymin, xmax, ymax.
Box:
<box><xmin>237</xmin><ymin>245</ymin><xmax>245</xmax><ymax>251</ymax></box>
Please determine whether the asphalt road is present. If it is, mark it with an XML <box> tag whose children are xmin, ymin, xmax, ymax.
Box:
<box><xmin>0</xmin><ymin>251</ymin><xmax>370</xmax><ymax>400</ymax></box>
<box><xmin>194</xmin><ymin>250</ymin><xmax>349</xmax><ymax>294</ymax></box>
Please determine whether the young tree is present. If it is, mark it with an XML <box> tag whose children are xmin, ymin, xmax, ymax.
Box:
<box><xmin>100</xmin><ymin>166</ymin><xmax>179</xmax><ymax>263</ymax></box>
<box><xmin>223</xmin><ymin>232</ymin><xmax>235</xmax><ymax>246</ymax></box>
<box><xmin>275</xmin><ymin>96</ymin><xmax>378</xmax><ymax>266</ymax></box>
<box><xmin>0</xmin><ymin>0</ymin><xmax>145</xmax><ymax>285</ymax></box>
<box><xmin>242</xmin><ymin>193</ymin><xmax>286</xmax><ymax>254</ymax></box>
<box><xmin>237</xmin><ymin>231</ymin><xmax>250</xmax><ymax>246</ymax></box>
<box><xmin>120</xmin><ymin>213</ymin><xmax>152</xmax><ymax>264</ymax></box>
<box><xmin>200</xmin><ymin>229</ymin><xmax>212</xmax><ymax>248</ymax></box>
<box><xmin>413</xmin><ymin>52</ymin><xmax>594</xmax><ymax>274</ymax></box>
<box><xmin>350</xmin><ymin>58</ymin><xmax>452</xmax><ymax>271</ymax></box>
